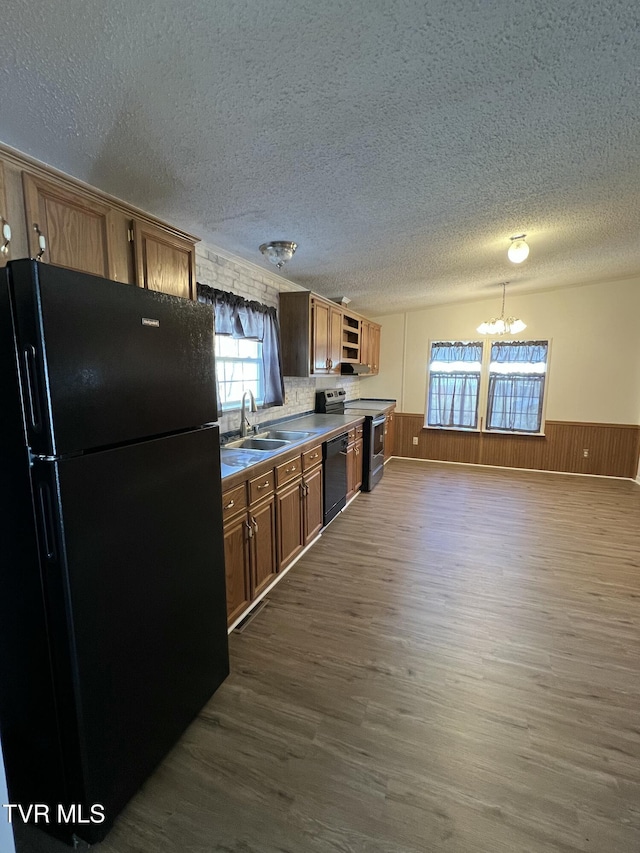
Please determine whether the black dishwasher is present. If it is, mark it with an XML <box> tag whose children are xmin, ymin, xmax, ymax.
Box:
<box><xmin>323</xmin><ymin>432</ymin><xmax>349</xmax><ymax>526</ymax></box>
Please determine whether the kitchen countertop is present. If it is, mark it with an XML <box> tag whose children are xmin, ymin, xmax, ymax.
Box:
<box><xmin>344</xmin><ymin>398</ymin><xmax>396</xmax><ymax>414</ymax></box>
<box><xmin>219</xmin><ymin>412</ymin><xmax>366</xmax><ymax>483</ymax></box>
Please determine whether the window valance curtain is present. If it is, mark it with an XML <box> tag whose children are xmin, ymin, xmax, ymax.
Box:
<box><xmin>431</xmin><ymin>342</ymin><xmax>483</xmax><ymax>363</ymax></box>
<box><xmin>196</xmin><ymin>283</ymin><xmax>285</xmax><ymax>408</ymax></box>
<box><xmin>490</xmin><ymin>341</ymin><xmax>548</xmax><ymax>364</ymax></box>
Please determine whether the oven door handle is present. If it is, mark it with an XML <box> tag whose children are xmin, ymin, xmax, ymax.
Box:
<box><xmin>372</xmin><ymin>415</ymin><xmax>386</xmax><ymax>427</ymax></box>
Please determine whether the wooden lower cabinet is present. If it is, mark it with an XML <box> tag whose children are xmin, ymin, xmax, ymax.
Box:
<box><xmin>276</xmin><ymin>478</ymin><xmax>305</xmax><ymax>570</ymax></box>
<box><xmin>346</xmin><ymin>426</ymin><xmax>364</xmax><ymax>502</ymax></box>
<box><xmin>223</xmin><ymin>513</ymin><xmax>251</xmax><ymax>626</ymax></box>
<box><xmin>303</xmin><ymin>464</ymin><xmax>323</xmax><ymax>543</ymax></box>
<box><xmin>384</xmin><ymin>407</ymin><xmax>396</xmax><ymax>461</ymax></box>
<box><xmin>222</xmin><ymin>451</ymin><xmax>322</xmax><ymax>624</ymax></box>
<box><xmin>222</xmin><ymin>483</ymin><xmax>277</xmax><ymax>627</ymax></box>
<box><xmin>249</xmin><ymin>495</ymin><xmax>277</xmax><ymax>597</ymax></box>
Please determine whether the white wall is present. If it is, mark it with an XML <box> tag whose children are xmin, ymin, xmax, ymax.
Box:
<box><xmin>365</xmin><ymin>276</ymin><xmax>640</xmax><ymax>425</ymax></box>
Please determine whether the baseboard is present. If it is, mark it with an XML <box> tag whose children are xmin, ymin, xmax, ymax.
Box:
<box><xmin>389</xmin><ymin>455</ymin><xmax>637</xmax><ymax>482</ymax></box>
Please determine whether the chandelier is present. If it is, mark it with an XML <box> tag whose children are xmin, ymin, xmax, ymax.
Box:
<box><xmin>259</xmin><ymin>241</ymin><xmax>298</xmax><ymax>269</ymax></box>
<box><xmin>477</xmin><ymin>282</ymin><xmax>526</xmax><ymax>335</ymax></box>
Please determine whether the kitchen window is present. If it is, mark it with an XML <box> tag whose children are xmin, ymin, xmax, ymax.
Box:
<box><xmin>215</xmin><ymin>336</ymin><xmax>264</xmax><ymax>411</ymax></box>
<box><xmin>426</xmin><ymin>339</ymin><xmax>550</xmax><ymax>434</ymax></box>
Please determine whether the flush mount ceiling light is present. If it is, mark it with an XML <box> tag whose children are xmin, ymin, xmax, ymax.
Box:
<box><xmin>477</xmin><ymin>282</ymin><xmax>527</xmax><ymax>336</ymax></box>
<box><xmin>507</xmin><ymin>234</ymin><xmax>530</xmax><ymax>264</ymax></box>
<box><xmin>259</xmin><ymin>241</ymin><xmax>298</xmax><ymax>270</ymax></box>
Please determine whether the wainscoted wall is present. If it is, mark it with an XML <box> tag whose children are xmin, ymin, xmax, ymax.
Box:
<box><xmin>391</xmin><ymin>414</ymin><xmax>640</xmax><ymax>479</ymax></box>
<box><xmin>195</xmin><ymin>244</ymin><xmax>361</xmax><ymax>434</ymax></box>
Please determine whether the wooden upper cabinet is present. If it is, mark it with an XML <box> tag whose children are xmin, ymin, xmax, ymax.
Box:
<box><xmin>132</xmin><ymin>220</ymin><xmax>196</xmax><ymax>300</ymax></box>
<box><xmin>312</xmin><ymin>299</ymin><xmax>330</xmax><ymax>373</ymax></box>
<box><xmin>280</xmin><ymin>290</ymin><xmax>380</xmax><ymax>377</ymax></box>
<box><xmin>369</xmin><ymin>323</ymin><xmax>381</xmax><ymax>374</ymax></box>
<box><xmin>22</xmin><ymin>172</ymin><xmax>115</xmax><ymax>279</ymax></box>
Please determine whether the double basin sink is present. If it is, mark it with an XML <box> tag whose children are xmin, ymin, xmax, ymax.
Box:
<box><xmin>220</xmin><ymin>429</ymin><xmax>315</xmax><ymax>473</ymax></box>
<box><xmin>227</xmin><ymin>429</ymin><xmax>314</xmax><ymax>451</ymax></box>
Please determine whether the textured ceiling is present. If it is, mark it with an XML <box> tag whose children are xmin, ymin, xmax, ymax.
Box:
<box><xmin>1</xmin><ymin>0</ymin><xmax>640</xmax><ymax>315</ymax></box>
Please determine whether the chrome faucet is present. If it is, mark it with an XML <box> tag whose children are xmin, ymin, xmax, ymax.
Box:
<box><xmin>240</xmin><ymin>389</ymin><xmax>258</xmax><ymax>437</ymax></box>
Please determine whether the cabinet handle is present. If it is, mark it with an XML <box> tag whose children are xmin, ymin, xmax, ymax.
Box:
<box><xmin>257</xmin><ymin>480</ymin><xmax>270</xmax><ymax>490</ymax></box>
<box><xmin>309</xmin><ymin>453</ymin><xmax>319</xmax><ymax>460</ymax></box>
<box><xmin>224</xmin><ymin>499</ymin><xmax>235</xmax><ymax>510</ymax></box>
<box><xmin>245</xmin><ymin>520</ymin><xmax>253</xmax><ymax>539</ymax></box>
<box><xmin>300</xmin><ymin>482</ymin><xmax>308</xmax><ymax>497</ymax></box>
<box><xmin>251</xmin><ymin>516</ymin><xmax>259</xmax><ymax>534</ymax></box>
<box><xmin>33</xmin><ymin>224</ymin><xmax>47</xmax><ymax>261</ymax></box>
<box><xmin>0</xmin><ymin>220</ymin><xmax>11</xmax><ymax>255</ymax></box>
<box><xmin>285</xmin><ymin>465</ymin><xmax>297</xmax><ymax>474</ymax></box>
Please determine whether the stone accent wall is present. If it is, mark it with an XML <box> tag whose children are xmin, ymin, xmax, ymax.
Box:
<box><xmin>195</xmin><ymin>243</ymin><xmax>361</xmax><ymax>434</ymax></box>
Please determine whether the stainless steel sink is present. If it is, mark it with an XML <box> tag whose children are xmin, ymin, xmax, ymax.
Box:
<box><xmin>257</xmin><ymin>430</ymin><xmax>314</xmax><ymax>441</ymax></box>
<box><xmin>220</xmin><ymin>448</ymin><xmax>271</xmax><ymax>467</ymax></box>
<box><xmin>226</xmin><ymin>437</ymin><xmax>290</xmax><ymax>450</ymax></box>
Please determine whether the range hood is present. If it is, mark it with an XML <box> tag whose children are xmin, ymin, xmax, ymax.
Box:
<box><xmin>340</xmin><ymin>362</ymin><xmax>371</xmax><ymax>375</ymax></box>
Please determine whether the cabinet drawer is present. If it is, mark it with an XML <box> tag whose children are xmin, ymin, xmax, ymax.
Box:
<box><xmin>275</xmin><ymin>455</ymin><xmax>302</xmax><ymax>488</ymax></box>
<box><xmin>302</xmin><ymin>445</ymin><xmax>322</xmax><ymax>471</ymax></box>
<box><xmin>222</xmin><ymin>483</ymin><xmax>247</xmax><ymax>522</ymax></box>
<box><xmin>355</xmin><ymin>424</ymin><xmax>364</xmax><ymax>439</ymax></box>
<box><xmin>347</xmin><ymin>428</ymin><xmax>356</xmax><ymax>445</ymax></box>
<box><xmin>249</xmin><ymin>470</ymin><xmax>275</xmax><ymax>504</ymax></box>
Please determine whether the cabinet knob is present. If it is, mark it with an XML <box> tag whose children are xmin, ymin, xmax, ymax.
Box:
<box><xmin>33</xmin><ymin>224</ymin><xmax>47</xmax><ymax>261</ymax></box>
<box><xmin>0</xmin><ymin>221</ymin><xmax>11</xmax><ymax>255</ymax></box>
<box><xmin>309</xmin><ymin>453</ymin><xmax>319</xmax><ymax>460</ymax></box>
<box><xmin>285</xmin><ymin>465</ymin><xmax>297</xmax><ymax>474</ymax></box>
<box><xmin>257</xmin><ymin>480</ymin><xmax>270</xmax><ymax>489</ymax></box>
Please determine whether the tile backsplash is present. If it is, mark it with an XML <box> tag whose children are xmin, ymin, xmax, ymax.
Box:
<box><xmin>196</xmin><ymin>243</ymin><xmax>361</xmax><ymax>435</ymax></box>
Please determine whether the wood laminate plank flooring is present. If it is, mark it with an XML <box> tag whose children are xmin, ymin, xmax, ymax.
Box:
<box><xmin>15</xmin><ymin>460</ymin><xmax>640</xmax><ymax>853</ymax></box>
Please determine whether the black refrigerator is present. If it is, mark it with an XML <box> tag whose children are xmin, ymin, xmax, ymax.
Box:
<box><xmin>0</xmin><ymin>260</ymin><xmax>229</xmax><ymax>845</ymax></box>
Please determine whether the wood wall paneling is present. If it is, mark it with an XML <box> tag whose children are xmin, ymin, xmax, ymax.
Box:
<box><xmin>393</xmin><ymin>413</ymin><xmax>640</xmax><ymax>479</ymax></box>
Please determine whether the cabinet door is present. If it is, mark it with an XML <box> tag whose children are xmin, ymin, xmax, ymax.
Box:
<box><xmin>329</xmin><ymin>305</ymin><xmax>342</xmax><ymax>371</ymax></box>
<box><xmin>346</xmin><ymin>442</ymin><xmax>356</xmax><ymax>502</ymax></box>
<box><xmin>223</xmin><ymin>515</ymin><xmax>251</xmax><ymax>626</ymax></box>
<box><xmin>22</xmin><ymin>172</ymin><xmax>114</xmax><ymax>278</ymax></box>
<box><xmin>133</xmin><ymin>220</ymin><xmax>196</xmax><ymax>300</ymax></box>
<box><xmin>370</xmin><ymin>324</ymin><xmax>381</xmax><ymax>374</ymax></box>
<box><xmin>384</xmin><ymin>409</ymin><xmax>395</xmax><ymax>461</ymax></box>
<box><xmin>311</xmin><ymin>299</ymin><xmax>330</xmax><ymax>373</ymax></box>
<box><xmin>0</xmin><ymin>160</ymin><xmax>9</xmax><ymax>268</ymax></box>
<box><xmin>303</xmin><ymin>465</ymin><xmax>323</xmax><ymax>544</ymax></box>
<box><xmin>354</xmin><ymin>438</ymin><xmax>364</xmax><ymax>490</ymax></box>
<box><xmin>250</xmin><ymin>496</ymin><xmax>277</xmax><ymax>597</ymax></box>
<box><xmin>360</xmin><ymin>320</ymin><xmax>370</xmax><ymax>368</ymax></box>
<box><xmin>276</xmin><ymin>479</ymin><xmax>304</xmax><ymax>570</ymax></box>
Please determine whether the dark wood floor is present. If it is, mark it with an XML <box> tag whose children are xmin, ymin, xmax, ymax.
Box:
<box><xmin>16</xmin><ymin>460</ymin><xmax>640</xmax><ymax>852</ymax></box>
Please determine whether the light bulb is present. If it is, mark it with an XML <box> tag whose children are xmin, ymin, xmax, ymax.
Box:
<box><xmin>507</xmin><ymin>238</ymin><xmax>529</xmax><ymax>264</ymax></box>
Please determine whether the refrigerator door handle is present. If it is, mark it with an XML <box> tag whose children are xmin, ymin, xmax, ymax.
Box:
<box><xmin>37</xmin><ymin>481</ymin><xmax>57</xmax><ymax>561</ymax></box>
<box><xmin>23</xmin><ymin>344</ymin><xmax>43</xmax><ymax>432</ymax></box>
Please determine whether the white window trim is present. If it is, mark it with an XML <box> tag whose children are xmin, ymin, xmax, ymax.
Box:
<box><xmin>215</xmin><ymin>336</ymin><xmax>265</xmax><ymax>413</ymax></box>
<box><xmin>424</xmin><ymin>338</ymin><xmax>552</xmax><ymax>436</ymax></box>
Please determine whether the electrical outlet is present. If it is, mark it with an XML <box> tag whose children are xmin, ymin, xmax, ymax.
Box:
<box><xmin>583</xmin><ymin>448</ymin><xmax>589</xmax><ymax>457</ymax></box>
<box><xmin>412</xmin><ymin>436</ymin><xmax>419</xmax><ymax>445</ymax></box>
